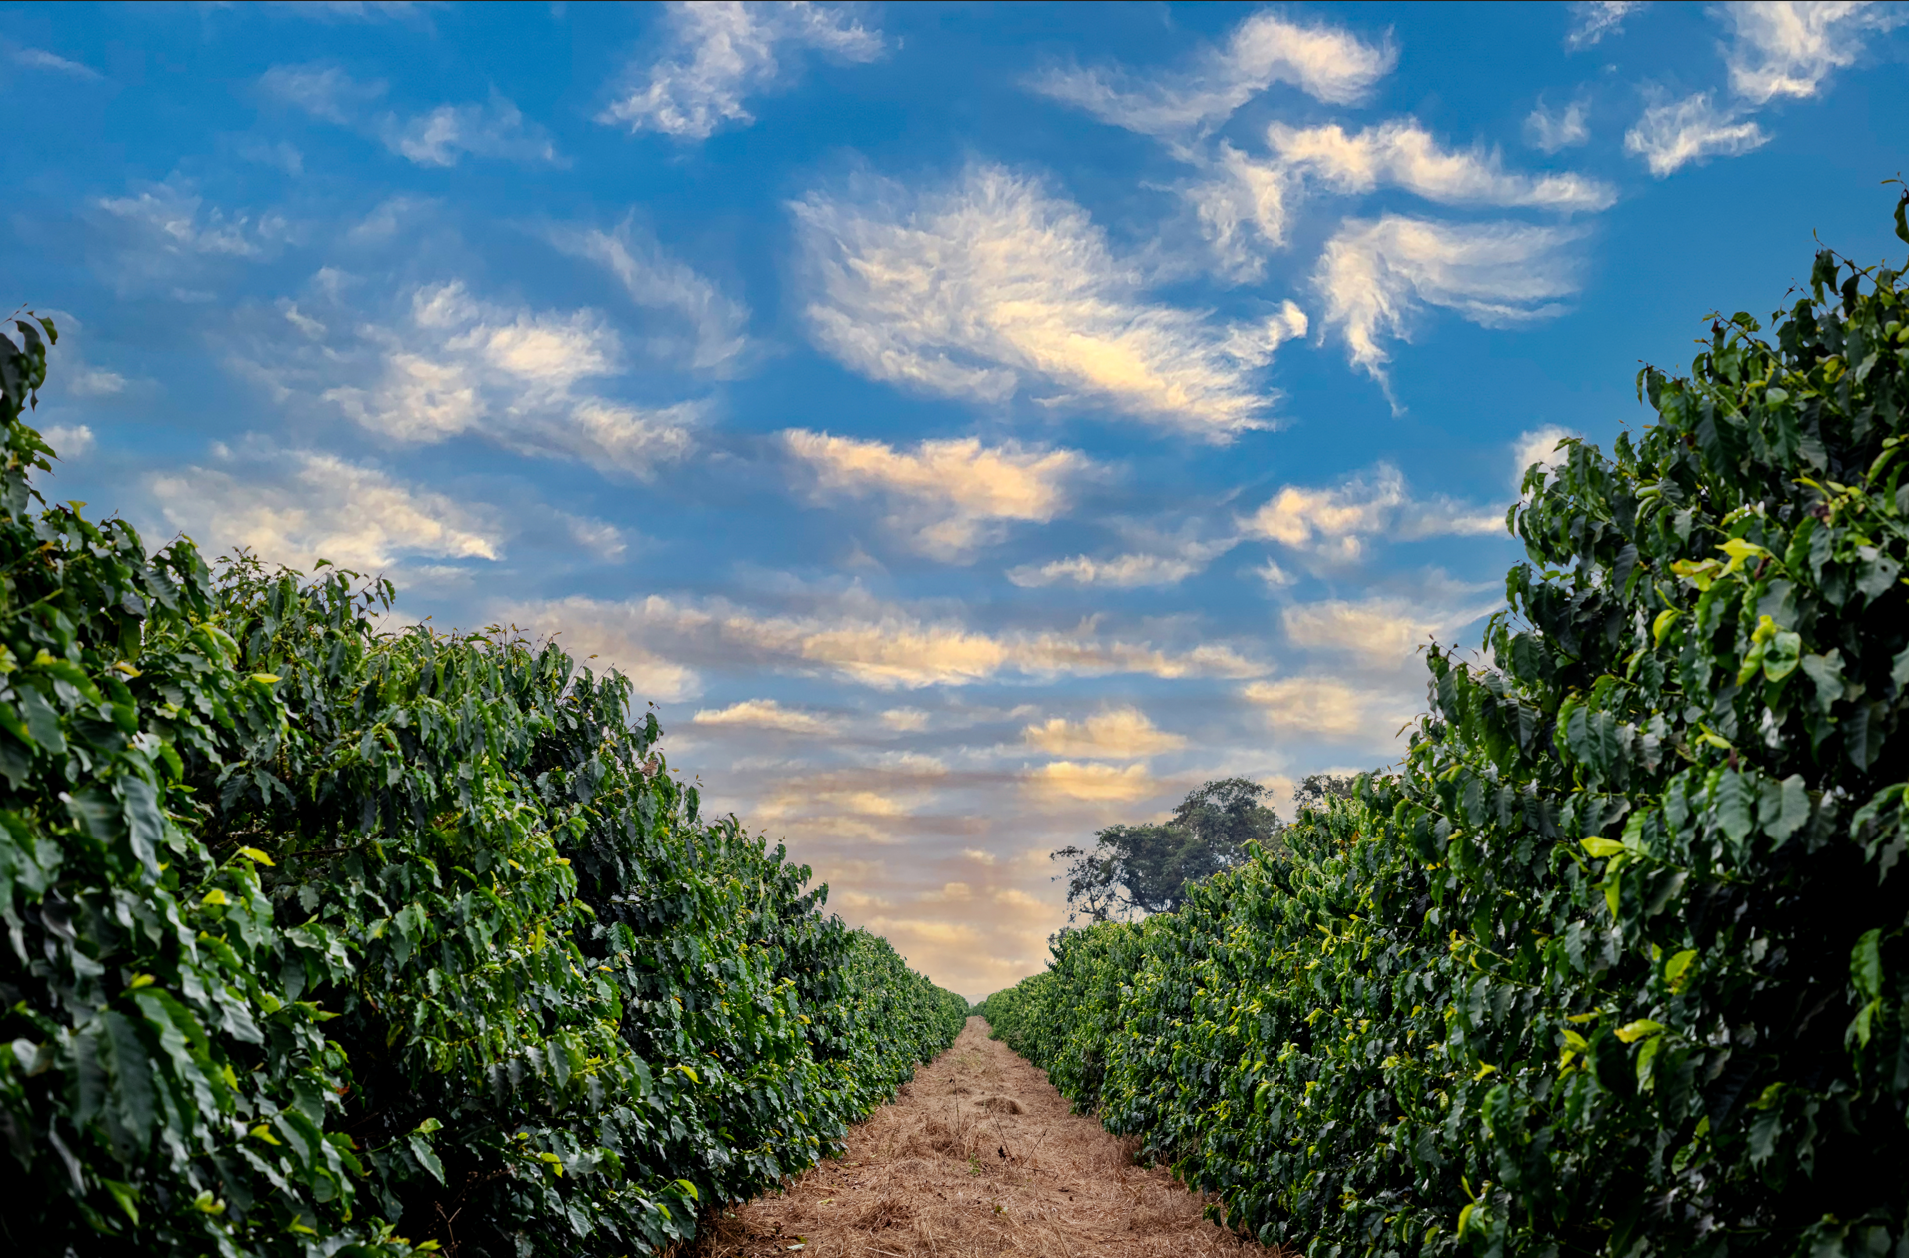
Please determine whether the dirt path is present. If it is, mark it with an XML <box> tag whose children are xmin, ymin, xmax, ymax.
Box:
<box><xmin>693</xmin><ymin>1017</ymin><xmax>1272</xmax><ymax>1257</ymax></box>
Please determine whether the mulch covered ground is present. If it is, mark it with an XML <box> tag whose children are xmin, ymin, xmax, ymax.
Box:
<box><xmin>689</xmin><ymin>1016</ymin><xmax>1279</xmax><ymax>1258</ymax></box>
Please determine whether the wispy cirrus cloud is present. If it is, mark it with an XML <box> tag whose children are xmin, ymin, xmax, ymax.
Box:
<box><xmin>548</xmin><ymin>216</ymin><xmax>751</xmax><ymax>373</ymax></box>
<box><xmin>260</xmin><ymin>62</ymin><xmax>383</xmax><ymax>123</ymax></box>
<box><xmin>88</xmin><ymin>181</ymin><xmax>293</xmax><ymax>297</ymax></box>
<box><xmin>784</xmin><ymin>430</ymin><xmax>1092</xmax><ymax>561</ymax></box>
<box><xmin>1007</xmin><ymin>530</ymin><xmax>1238</xmax><ymax>589</ymax></box>
<box><xmin>148</xmin><ymin>446</ymin><xmax>504</xmax><ymax>572</ymax></box>
<box><xmin>1525</xmin><ymin>98</ymin><xmax>1591</xmax><ymax>153</ymax></box>
<box><xmin>1623</xmin><ymin>3</ymin><xmax>1901</xmax><ymax>178</ymax></box>
<box><xmin>1721</xmin><ymin>0</ymin><xmax>1906</xmax><ymax>104</ymax></box>
<box><xmin>598</xmin><ymin>0</ymin><xmax>882</xmax><ymax>140</ymax></box>
<box><xmin>379</xmin><ymin>92</ymin><xmax>564</xmax><ymax>168</ymax></box>
<box><xmin>1312</xmin><ymin>215</ymin><xmax>1586</xmax><ymax>395</ymax></box>
<box><xmin>274</xmin><ymin>280</ymin><xmax>697</xmax><ymax>479</ymax></box>
<box><xmin>499</xmin><ymin>587</ymin><xmax>1267</xmax><ymax>695</ymax></box>
<box><xmin>1565</xmin><ymin>1</ymin><xmax>1646</xmax><ymax>50</ymax></box>
<box><xmin>1031</xmin><ymin>8</ymin><xmax>1395</xmax><ymax>137</ymax></box>
<box><xmin>1623</xmin><ymin>91</ymin><xmax>1768</xmax><ymax>176</ymax></box>
<box><xmin>8</xmin><ymin>42</ymin><xmax>101</xmax><ymax>79</ymax></box>
<box><xmin>260</xmin><ymin>63</ymin><xmax>561</xmax><ymax>167</ymax></box>
<box><xmin>793</xmin><ymin>163</ymin><xmax>1301</xmax><ymax>439</ymax></box>
<box><xmin>1269</xmin><ymin>119</ymin><xmax>1616</xmax><ymax>211</ymax></box>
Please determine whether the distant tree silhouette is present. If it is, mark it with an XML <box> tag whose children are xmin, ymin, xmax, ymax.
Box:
<box><xmin>1051</xmin><ymin>777</ymin><xmax>1282</xmax><ymax>921</ymax></box>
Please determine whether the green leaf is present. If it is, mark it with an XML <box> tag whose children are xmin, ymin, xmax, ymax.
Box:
<box><xmin>1766</xmin><ymin>775</ymin><xmax>1811</xmax><ymax>844</ymax></box>
<box><xmin>1762</xmin><ymin>631</ymin><xmax>1802</xmax><ymax>681</ymax></box>
<box><xmin>1851</xmin><ymin>929</ymin><xmax>1883</xmax><ymax>1001</ymax></box>
<box><xmin>1615</xmin><ymin>1019</ymin><xmax>1665</xmax><ymax>1044</ymax></box>
<box><xmin>101</xmin><ymin>1010</ymin><xmax>155</xmax><ymax>1149</ymax></box>
<box><xmin>408</xmin><ymin>1133</ymin><xmax>447</xmax><ymax>1184</ymax></box>
<box><xmin>16</xmin><ymin>686</ymin><xmax>64</xmax><ymax>755</ymax></box>
<box><xmin>1714</xmin><ymin>771</ymin><xmax>1754</xmax><ymax>846</ymax></box>
<box><xmin>102</xmin><ymin>1179</ymin><xmax>139</xmax><ymax>1226</ymax></box>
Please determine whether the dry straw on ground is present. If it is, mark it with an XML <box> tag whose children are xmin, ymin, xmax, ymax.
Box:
<box><xmin>690</xmin><ymin>1017</ymin><xmax>1279</xmax><ymax>1257</ymax></box>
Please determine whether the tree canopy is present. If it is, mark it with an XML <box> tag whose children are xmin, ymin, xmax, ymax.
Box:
<box><xmin>1052</xmin><ymin>777</ymin><xmax>1282</xmax><ymax>920</ymax></box>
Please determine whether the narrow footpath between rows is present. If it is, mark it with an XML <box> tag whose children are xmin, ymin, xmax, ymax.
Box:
<box><xmin>693</xmin><ymin>1017</ymin><xmax>1275</xmax><ymax>1258</ymax></box>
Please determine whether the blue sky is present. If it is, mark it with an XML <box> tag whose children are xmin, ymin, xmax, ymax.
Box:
<box><xmin>6</xmin><ymin>0</ymin><xmax>1907</xmax><ymax>998</ymax></box>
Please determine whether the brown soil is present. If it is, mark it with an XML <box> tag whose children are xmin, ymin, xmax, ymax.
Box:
<box><xmin>690</xmin><ymin>1017</ymin><xmax>1279</xmax><ymax>1258</ymax></box>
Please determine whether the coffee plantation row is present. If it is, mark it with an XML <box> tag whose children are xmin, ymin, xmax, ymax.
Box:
<box><xmin>0</xmin><ymin>321</ymin><xmax>967</xmax><ymax>1256</ymax></box>
<box><xmin>979</xmin><ymin>198</ymin><xmax>1909</xmax><ymax>1258</ymax></box>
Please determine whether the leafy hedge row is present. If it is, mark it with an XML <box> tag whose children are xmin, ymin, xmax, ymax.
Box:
<box><xmin>0</xmin><ymin>319</ymin><xmax>967</xmax><ymax>1257</ymax></box>
<box><xmin>979</xmin><ymin>201</ymin><xmax>1909</xmax><ymax>1257</ymax></box>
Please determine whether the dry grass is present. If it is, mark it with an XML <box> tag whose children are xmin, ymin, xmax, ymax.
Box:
<box><xmin>690</xmin><ymin>1017</ymin><xmax>1283</xmax><ymax>1257</ymax></box>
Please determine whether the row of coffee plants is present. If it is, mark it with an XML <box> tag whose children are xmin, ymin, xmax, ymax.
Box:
<box><xmin>0</xmin><ymin>321</ymin><xmax>968</xmax><ymax>1257</ymax></box>
<box><xmin>980</xmin><ymin>200</ymin><xmax>1909</xmax><ymax>1257</ymax></box>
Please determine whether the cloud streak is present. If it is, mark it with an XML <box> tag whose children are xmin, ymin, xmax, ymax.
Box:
<box><xmin>320</xmin><ymin>281</ymin><xmax>697</xmax><ymax>478</ymax></box>
<box><xmin>1623</xmin><ymin>92</ymin><xmax>1768</xmax><ymax>177</ymax></box>
<box><xmin>793</xmin><ymin>164</ymin><xmax>1296</xmax><ymax>438</ymax></box>
<box><xmin>784</xmin><ymin>430</ymin><xmax>1091</xmax><ymax>560</ymax></box>
<box><xmin>1269</xmin><ymin>120</ymin><xmax>1615</xmax><ymax>211</ymax></box>
<box><xmin>1312</xmin><ymin>215</ymin><xmax>1585</xmax><ymax>393</ymax></box>
<box><xmin>499</xmin><ymin>588</ymin><xmax>1268</xmax><ymax>695</ymax></box>
<box><xmin>1246</xmin><ymin>463</ymin><xmax>1503</xmax><ymax>565</ymax></box>
<box><xmin>148</xmin><ymin>447</ymin><xmax>504</xmax><ymax>572</ymax></box>
<box><xmin>598</xmin><ymin>0</ymin><xmax>882</xmax><ymax>140</ymax></box>
<box><xmin>549</xmin><ymin>216</ymin><xmax>751</xmax><ymax>373</ymax></box>
<box><xmin>1031</xmin><ymin>8</ymin><xmax>1394</xmax><ymax>136</ymax></box>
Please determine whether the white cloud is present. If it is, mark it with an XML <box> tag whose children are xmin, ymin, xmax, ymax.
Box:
<box><xmin>70</xmin><ymin>369</ymin><xmax>127</xmax><ymax>398</ymax></box>
<box><xmin>793</xmin><ymin>163</ymin><xmax>1291</xmax><ymax>439</ymax></box>
<box><xmin>784</xmin><ymin>430</ymin><xmax>1090</xmax><ymax>561</ymax></box>
<box><xmin>259</xmin><ymin>62</ymin><xmax>386</xmax><ymax>123</ymax></box>
<box><xmin>1721</xmin><ymin>1</ymin><xmax>1906</xmax><ymax>105</ymax></box>
<box><xmin>1312</xmin><ymin>214</ymin><xmax>1585</xmax><ymax>390</ymax></box>
<box><xmin>1282</xmin><ymin>596</ymin><xmax>1495</xmax><ymax>673</ymax></box>
<box><xmin>1623</xmin><ymin>92</ymin><xmax>1767</xmax><ymax>177</ymax></box>
<box><xmin>598</xmin><ymin>0</ymin><xmax>882</xmax><ymax>140</ymax></box>
<box><xmin>881</xmin><ymin>707</ymin><xmax>929</xmax><ymax>732</ymax></box>
<box><xmin>44</xmin><ymin>425</ymin><xmax>96</xmax><ymax>458</ymax></box>
<box><xmin>1524</xmin><ymin>99</ymin><xmax>1591</xmax><ymax>153</ymax></box>
<box><xmin>497</xmin><ymin>589</ymin><xmax>1267</xmax><ymax>691</ymax></box>
<box><xmin>561</xmin><ymin>513</ymin><xmax>630</xmax><ymax>561</ymax></box>
<box><xmin>1512</xmin><ymin>424</ymin><xmax>1577</xmax><ymax>490</ymax></box>
<box><xmin>550</xmin><ymin>217</ymin><xmax>750</xmax><ymax>372</ymax></box>
<box><xmin>1241</xmin><ymin>677</ymin><xmax>1414</xmax><ymax>746</ymax></box>
<box><xmin>1007</xmin><ymin>533</ymin><xmax>1237</xmax><ymax>589</ymax></box>
<box><xmin>95</xmin><ymin>183</ymin><xmax>287</xmax><ymax>262</ymax></box>
<box><xmin>1566</xmin><ymin>1</ymin><xmax>1646</xmax><ymax>50</ymax></box>
<box><xmin>1185</xmin><ymin>143</ymin><xmax>1294</xmax><ymax>279</ymax></box>
<box><xmin>261</xmin><ymin>64</ymin><xmax>558</xmax><ymax>167</ymax></box>
<box><xmin>320</xmin><ymin>281</ymin><xmax>697</xmax><ymax>478</ymax></box>
<box><xmin>1023</xmin><ymin>707</ymin><xmax>1187</xmax><ymax>760</ymax></box>
<box><xmin>1031</xmin><ymin>8</ymin><xmax>1395</xmax><ymax>136</ymax></box>
<box><xmin>692</xmin><ymin>697</ymin><xmax>838</xmax><ymax>734</ymax></box>
<box><xmin>147</xmin><ymin>448</ymin><xmax>504</xmax><ymax>572</ymax></box>
<box><xmin>10</xmin><ymin>44</ymin><xmax>101</xmax><ymax>78</ymax></box>
<box><xmin>239</xmin><ymin>138</ymin><xmax>305</xmax><ymax>176</ymax></box>
<box><xmin>1245</xmin><ymin>463</ymin><xmax>1501</xmax><ymax>565</ymax></box>
<box><xmin>1270</xmin><ymin>120</ymin><xmax>1615</xmax><ymax>211</ymax></box>
<box><xmin>1025</xmin><ymin>760</ymin><xmax>1156</xmax><ymax>804</ymax></box>
<box><xmin>380</xmin><ymin>92</ymin><xmax>563</xmax><ymax>167</ymax></box>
